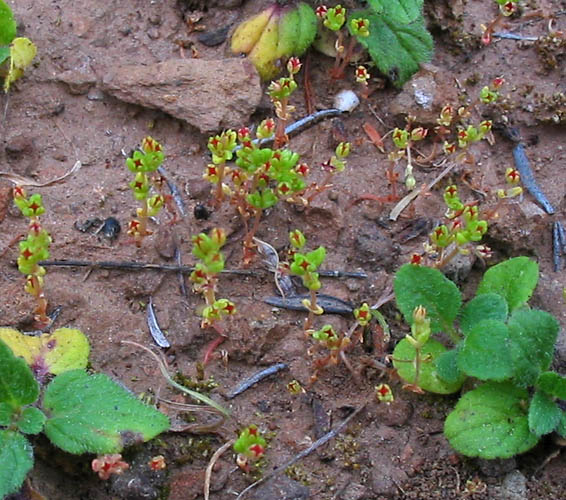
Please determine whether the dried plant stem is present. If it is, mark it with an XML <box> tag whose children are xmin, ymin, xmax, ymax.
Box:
<box><xmin>204</xmin><ymin>440</ymin><xmax>235</xmax><ymax>500</ymax></box>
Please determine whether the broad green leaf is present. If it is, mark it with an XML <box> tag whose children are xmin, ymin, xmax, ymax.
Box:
<box><xmin>536</xmin><ymin>371</ymin><xmax>566</xmax><ymax>400</ymax></box>
<box><xmin>507</xmin><ymin>309</ymin><xmax>559</xmax><ymax>387</ymax></box>
<box><xmin>4</xmin><ymin>36</ymin><xmax>37</xmax><ymax>92</ymax></box>
<box><xmin>0</xmin><ymin>429</ymin><xmax>34</xmax><ymax>498</ymax></box>
<box><xmin>0</xmin><ymin>327</ymin><xmax>90</xmax><ymax>378</ymax></box>
<box><xmin>43</xmin><ymin>370</ymin><xmax>169</xmax><ymax>454</ymax></box>
<box><xmin>367</xmin><ymin>0</ymin><xmax>423</xmax><ymax>24</ymax></box>
<box><xmin>350</xmin><ymin>3</ymin><xmax>433</xmax><ymax>87</ymax></box>
<box><xmin>458</xmin><ymin>320</ymin><xmax>513</xmax><ymax>381</ymax></box>
<box><xmin>528</xmin><ymin>390</ymin><xmax>561</xmax><ymax>437</ymax></box>
<box><xmin>0</xmin><ymin>402</ymin><xmax>12</xmax><ymax>426</ymax></box>
<box><xmin>0</xmin><ymin>339</ymin><xmax>39</xmax><ymax>409</ymax></box>
<box><xmin>394</xmin><ymin>264</ymin><xmax>462</xmax><ymax>334</ymax></box>
<box><xmin>0</xmin><ymin>0</ymin><xmax>17</xmax><ymax>65</ymax></box>
<box><xmin>444</xmin><ymin>382</ymin><xmax>539</xmax><ymax>458</ymax></box>
<box><xmin>458</xmin><ymin>293</ymin><xmax>508</xmax><ymax>336</ymax></box>
<box><xmin>476</xmin><ymin>257</ymin><xmax>538</xmax><ymax>311</ymax></box>
<box><xmin>435</xmin><ymin>348</ymin><xmax>464</xmax><ymax>385</ymax></box>
<box><xmin>16</xmin><ymin>407</ymin><xmax>46</xmax><ymax>435</ymax></box>
<box><xmin>393</xmin><ymin>338</ymin><xmax>464</xmax><ymax>394</ymax></box>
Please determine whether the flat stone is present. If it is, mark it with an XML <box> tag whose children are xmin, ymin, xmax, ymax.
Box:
<box><xmin>101</xmin><ymin>58</ymin><xmax>262</xmax><ymax>133</ymax></box>
<box><xmin>56</xmin><ymin>67</ymin><xmax>97</xmax><ymax>95</ymax></box>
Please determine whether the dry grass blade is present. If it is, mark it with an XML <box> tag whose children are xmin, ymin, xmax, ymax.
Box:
<box><xmin>0</xmin><ymin>160</ymin><xmax>81</xmax><ymax>186</ymax></box>
<box><xmin>204</xmin><ymin>439</ymin><xmax>235</xmax><ymax>500</ymax></box>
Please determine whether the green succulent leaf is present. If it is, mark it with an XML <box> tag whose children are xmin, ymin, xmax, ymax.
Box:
<box><xmin>350</xmin><ymin>0</ymin><xmax>433</xmax><ymax>87</ymax></box>
<box><xmin>393</xmin><ymin>338</ymin><xmax>464</xmax><ymax>394</ymax></box>
<box><xmin>0</xmin><ymin>429</ymin><xmax>34</xmax><ymax>498</ymax></box>
<box><xmin>536</xmin><ymin>371</ymin><xmax>566</xmax><ymax>400</ymax></box>
<box><xmin>444</xmin><ymin>382</ymin><xmax>539</xmax><ymax>458</ymax></box>
<box><xmin>458</xmin><ymin>319</ymin><xmax>513</xmax><ymax>381</ymax></box>
<box><xmin>507</xmin><ymin>308</ymin><xmax>559</xmax><ymax>387</ymax></box>
<box><xmin>476</xmin><ymin>257</ymin><xmax>538</xmax><ymax>311</ymax></box>
<box><xmin>458</xmin><ymin>293</ymin><xmax>508</xmax><ymax>336</ymax></box>
<box><xmin>0</xmin><ymin>339</ymin><xmax>39</xmax><ymax>409</ymax></box>
<box><xmin>16</xmin><ymin>406</ymin><xmax>46</xmax><ymax>435</ymax></box>
<box><xmin>394</xmin><ymin>264</ymin><xmax>462</xmax><ymax>334</ymax></box>
<box><xmin>43</xmin><ymin>369</ymin><xmax>169</xmax><ymax>454</ymax></box>
<box><xmin>528</xmin><ymin>390</ymin><xmax>561</xmax><ymax>437</ymax></box>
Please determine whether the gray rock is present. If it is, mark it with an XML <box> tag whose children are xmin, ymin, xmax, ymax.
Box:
<box><xmin>101</xmin><ymin>58</ymin><xmax>262</xmax><ymax>133</ymax></box>
<box><xmin>55</xmin><ymin>67</ymin><xmax>97</xmax><ymax>95</ymax></box>
<box><xmin>249</xmin><ymin>475</ymin><xmax>310</xmax><ymax>500</ymax></box>
<box><xmin>492</xmin><ymin>470</ymin><xmax>527</xmax><ymax>500</ymax></box>
<box><xmin>337</xmin><ymin>482</ymin><xmax>372</xmax><ymax>500</ymax></box>
<box><xmin>389</xmin><ymin>64</ymin><xmax>459</xmax><ymax>125</ymax></box>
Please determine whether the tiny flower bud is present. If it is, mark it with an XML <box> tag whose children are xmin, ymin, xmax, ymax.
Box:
<box><xmin>375</xmin><ymin>383</ymin><xmax>394</xmax><ymax>403</ymax></box>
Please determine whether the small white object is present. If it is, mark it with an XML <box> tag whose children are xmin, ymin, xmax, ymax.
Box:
<box><xmin>333</xmin><ymin>89</ymin><xmax>360</xmax><ymax>112</ymax></box>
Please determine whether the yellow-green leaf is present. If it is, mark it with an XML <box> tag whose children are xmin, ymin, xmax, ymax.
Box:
<box><xmin>4</xmin><ymin>37</ymin><xmax>37</xmax><ymax>92</ymax></box>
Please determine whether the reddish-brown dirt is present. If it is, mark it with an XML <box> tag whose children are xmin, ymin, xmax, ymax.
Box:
<box><xmin>1</xmin><ymin>0</ymin><xmax>566</xmax><ymax>499</ymax></box>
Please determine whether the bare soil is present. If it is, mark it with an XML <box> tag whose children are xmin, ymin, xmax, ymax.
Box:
<box><xmin>1</xmin><ymin>0</ymin><xmax>566</xmax><ymax>499</ymax></box>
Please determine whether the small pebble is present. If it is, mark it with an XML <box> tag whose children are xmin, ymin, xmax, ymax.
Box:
<box><xmin>333</xmin><ymin>90</ymin><xmax>360</xmax><ymax>113</ymax></box>
<box><xmin>100</xmin><ymin>217</ymin><xmax>121</xmax><ymax>241</ymax></box>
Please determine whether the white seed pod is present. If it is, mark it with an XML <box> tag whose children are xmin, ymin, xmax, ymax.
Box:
<box><xmin>333</xmin><ymin>89</ymin><xmax>360</xmax><ymax>112</ymax></box>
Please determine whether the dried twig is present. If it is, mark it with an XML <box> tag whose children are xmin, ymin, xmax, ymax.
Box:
<box><xmin>204</xmin><ymin>440</ymin><xmax>235</xmax><ymax>500</ymax></box>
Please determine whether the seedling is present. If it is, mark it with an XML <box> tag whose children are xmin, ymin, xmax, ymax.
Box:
<box><xmin>288</xmin><ymin>229</ymin><xmax>326</xmax><ymax>332</ymax></box>
<box><xmin>13</xmin><ymin>187</ymin><xmax>52</xmax><ymax>327</ymax></box>
<box><xmin>482</xmin><ymin>0</ymin><xmax>519</xmax><ymax>45</ymax></box>
<box><xmin>392</xmin><ymin>256</ymin><xmax>564</xmax><ymax>459</ymax></box>
<box><xmin>0</xmin><ymin>331</ymin><xmax>169</xmax><ymax>498</ymax></box>
<box><xmin>0</xmin><ymin>0</ymin><xmax>37</xmax><ymax>92</ymax></box>
<box><xmin>315</xmin><ymin>5</ymin><xmax>370</xmax><ymax>80</ymax></box>
<box><xmin>233</xmin><ymin>424</ymin><xmax>267</xmax><ymax>473</ymax></box>
<box><xmin>189</xmin><ymin>228</ymin><xmax>236</xmax><ymax>364</ymax></box>
<box><xmin>125</xmin><ymin>137</ymin><xmax>166</xmax><ymax>247</ymax></box>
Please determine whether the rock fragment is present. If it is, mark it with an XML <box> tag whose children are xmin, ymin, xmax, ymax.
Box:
<box><xmin>101</xmin><ymin>58</ymin><xmax>262</xmax><ymax>133</ymax></box>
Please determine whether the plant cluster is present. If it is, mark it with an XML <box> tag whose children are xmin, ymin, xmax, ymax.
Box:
<box><xmin>189</xmin><ymin>228</ymin><xmax>236</xmax><ymax>364</ymax></box>
<box><xmin>125</xmin><ymin>136</ymin><xmax>167</xmax><ymax>247</ymax></box>
<box><xmin>0</xmin><ymin>0</ymin><xmax>37</xmax><ymax>92</ymax></box>
<box><xmin>392</xmin><ymin>257</ymin><xmax>564</xmax><ymax>458</ymax></box>
<box><xmin>0</xmin><ymin>328</ymin><xmax>169</xmax><ymax>498</ymax></box>
<box><xmin>13</xmin><ymin>187</ymin><xmax>52</xmax><ymax>327</ymax></box>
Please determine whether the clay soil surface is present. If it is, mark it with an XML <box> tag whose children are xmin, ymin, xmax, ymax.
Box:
<box><xmin>1</xmin><ymin>1</ymin><xmax>566</xmax><ymax>499</ymax></box>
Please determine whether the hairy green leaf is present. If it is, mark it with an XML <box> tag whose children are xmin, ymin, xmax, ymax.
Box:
<box><xmin>444</xmin><ymin>382</ymin><xmax>538</xmax><ymax>458</ymax></box>
<box><xmin>0</xmin><ymin>429</ymin><xmax>33</xmax><ymax>498</ymax></box>
<box><xmin>507</xmin><ymin>309</ymin><xmax>559</xmax><ymax>387</ymax></box>
<box><xmin>0</xmin><ymin>339</ymin><xmax>39</xmax><ymax>409</ymax></box>
<box><xmin>528</xmin><ymin>390</ymin><xmax>561</xmax><ymax>437</ymax></box>
<box><xmin>394</xmin><ymin>264</ymin><xmax>461</xmax><ymax>334</ymax></box>
<box><xmin>458</xmin><ymin>320</ymin><xmax>513</xmax><ymax>381</ymax></box>
<box><xmin>393</xmin><ymin>338</ymin><xmax>464</xmax><ymax>394</ymax></box>
<box><xmin>16</xmin><ymin>407</ymin><xmax>46</xmax><ymax>435</ymax></box>
<box><xmin>536</xmin><ymin>371</ymin><xmax>566</xmax><ymax>400</ymax></box>
<box><xmin>350</xmin><ymin>0</ymin><xmax>433</xmax><ymax>87</ymax></box>
<box><xmin>0</xmin><ymin>0</ymin><xmax>17</xmax><ymax>65</ymax></box>
<box><xmin>435</xmin><ymin>348</ymin><xmax>464</xmax><ymax>385</ymax></box>
<box><xmin>476</xmin><ymin>257</ymin><xmax>538</xmax><ymax>311</ymax></box>
<box><xmin>43</xmin><ymin>370</ymin><xmax>169</xmax><ymax>454</ymax></box>
<box><xmin>458</xmin><ymin>293</ymin><xmax>508</xmax><ymax>335</ymax></box>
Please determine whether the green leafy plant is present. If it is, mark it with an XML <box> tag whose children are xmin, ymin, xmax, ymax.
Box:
<box><xmin>13</xmin><ymin>187</ymin><xmax>52</xmax><ymax>327</ymax></box>
<box><xmin>0</xmin><ymin>0</ymin><xmax>37</xmax><ymax>92</ymax></box>
<box><xmin>233</xmin><ymin>424</ymin><xmax>267</xmax><ymax>473</ymax></box>
<box><xmin>288</xmin><ymin>229</ymin><xmax>326</xmax><ymax>332</ymax></box>
<box><xmin>392</xmin><ymin>257</ymin><xmax>563</xmax><ymax>458</ymax></box>
<box><xmin>349</xmin><ymin>0</ymin><xmax>433</xmax><ymax>87</ymax></box>
<box><xmin>0</xmin><ymin>334</ymin><xmax>169</xmax><ymax>498</ymax></box>
<box><xmin>230</xmin><ymin>2</ymin><xmax>317</xmax><ymax>80</ymax></box>
<box><xmin>125</xmin><ymin>136</ymin><xmax>166</xmax><ymax>247</ymax></box>
<box><xmin>315</xmin><ymin>4</ymin><xmax>370</xmax><ymax>80</ymax></box>
<box><xmin>189</xmin><ymin>228</ymin><xmax>237</xmax><ymax>364</ymax></box>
